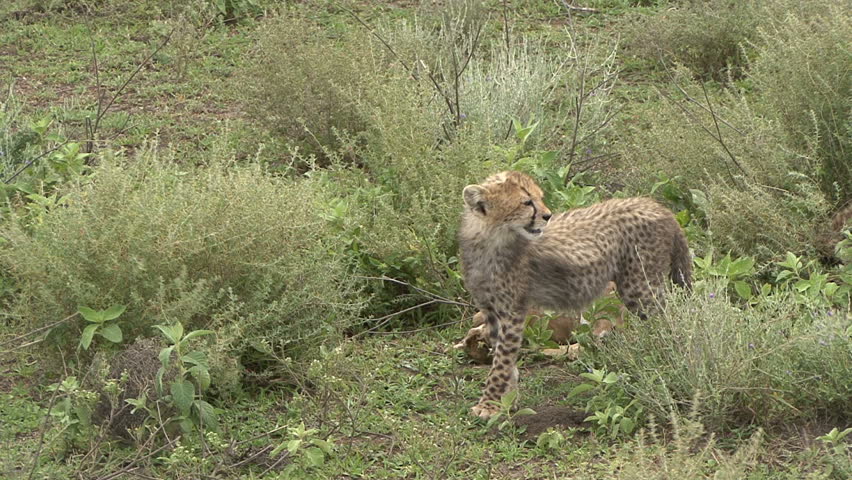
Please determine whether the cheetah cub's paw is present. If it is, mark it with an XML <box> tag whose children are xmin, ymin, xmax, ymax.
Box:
<box><xmin>471</xmin><ymin>402</ymin><xmax>501</xmax><ymax>418</ymax></box>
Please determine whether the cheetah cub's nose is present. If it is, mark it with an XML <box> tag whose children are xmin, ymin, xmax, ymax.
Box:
<box><xmin>543</xmin><ymin>213</ymin><xmax>552</xmax><ymax>222</ymax></box>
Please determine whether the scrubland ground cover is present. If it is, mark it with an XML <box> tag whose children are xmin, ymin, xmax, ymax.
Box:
<box><xmin>0</xmin><ymin>0</ymin><xmax>849</xmax><ymax>478</ymax></box>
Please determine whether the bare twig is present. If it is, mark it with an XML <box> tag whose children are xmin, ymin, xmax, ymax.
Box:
<box><xmin>229</xmin><ymin>445</ymin><xmax>273</xmax><ymax>469</ymax></box>
<box><xmin>369</xmin><ymin>318</ymin><xmax>466</xmax><ymax>335</ymax></box>
<box><xmin>701</xmin><ymin>81</ymin><xmax>747</xmax><ymax>177</ymax></box>
<box><xmin>96</xmin><ymin>435</ymin><xmax>181</xmax><ymax>480</ymax></box>
<box><xmin>659</xmin><ymin>54</ymin><xmax>743</xmax><ymax>135</ymax></box>
<box><xmin>88</xmin><ymin>26</ymin><xmax>176</xmax><ymax>150</ymax></box>
<box><xmin>356</xmin><ymin>276</ymin><xmax>472</xmax><ymax>308</ymax></box>
<box><xmin>0</xmin><ymin>312</ymin><xmax>79</xmax><ymax>349</ymax></box>
<box><xmin>351</xmin><ymin>299</ymin><xmax>443</xmax><ymax>338</ymax></box>
<box><xmin>28</xmin><ymin>378</ymin><xmax>61</xmax><ymax>480</ymax></box>
<box><xmin>3</xmin><ymin>140</ymin><xmax>71</xmax><ymax>184</ymax></box>
<box><xmin>259</xmin><ymin>450</ymin><xmax>291</xmax><ymax>477</ymax></box>
<box><xmin>85</xmin><ymin>19</ymin><xmax>102</xmax><ymax>154</ymax></box>
<box><xmin>656</xmin><ymin>87</ymin><xmax>746</xmax><ymax>181</ymax></box>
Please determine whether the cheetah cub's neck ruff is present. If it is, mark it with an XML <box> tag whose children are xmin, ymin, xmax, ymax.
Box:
<box><xmin>459</xmin><ymin>171</ymin><xmax>692</xmax><ymax>418</ymax></box>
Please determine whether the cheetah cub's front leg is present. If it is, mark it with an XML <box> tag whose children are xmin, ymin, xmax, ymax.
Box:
<box><xmin>470</xmin><ymin>313</ymin><xmax>524</xmax><ymax>418</ymax></box>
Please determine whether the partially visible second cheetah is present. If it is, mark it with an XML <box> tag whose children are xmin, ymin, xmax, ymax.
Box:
<box><xmin>459</xmin><ymin>171</ymin><xmax>692</xmax><ymax>418</ymax></box>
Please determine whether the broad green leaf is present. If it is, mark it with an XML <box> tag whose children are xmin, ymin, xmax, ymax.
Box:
<box><xmin>178</xmin><ymin>417</ymin><xmax>193</xmax><ymax>433</ymax></box>
<box><xmin>80</xmin><ymin>324</ymin><xmax>98</xmax><ymax>350</ymax></box>
<box><xmin>189</xmin><ymin>365</ymin><xmax>211</xmax><ymax>391</ymax></box>
<box><xmin>170</xmin><ymin>380</ymin><xmax>195</xmax><ymax>415</ymax></box>
<box><xmin>501</xmin><ymin>390</ymin><xmax>519</xmax><ymax>405</ymax></box>
<box><xmin>74</xmin><ymin>404</ymin><xmax>92</xmax><ymax>427</ymax></box>
<box><xmin>734</xmin><ymin>281</ymin><xmax>752</xmax><ymax>300</ymax></box>
<box><xmin>182</xmin><ymin>351</ymin><xmax>208</xmax><ymax>368</ymax></box>
<box><xmin>568</xmin><ymin>383</ymin><xmax>595</xmax><ymax>398</ymax></box>
<box><xmin>194</xmin><ymin>400</ymin><xmax>218</xmax><ymax>431</ymax></box>
<box><xmin>182</xmin><ymin>329</ymin><xmax>215</xmax><ymax>343</ymax></box>
<box><xmin>270</xmin><ymin>441</ymin><xmax>288</xmax><ymax>458</ymax></box>
<box><xmin>156</xmin><ymin>367</ymin><xmax>165</xmax><ymax>395</ymax></box>
<box><xmin>78</xmin><ymin>306</ymin><xmax>103</xmax><ymax>324</ymax></box>
<box><xmin>794</xmin><ymin>279</ymin><xmax>810</xmax><ymax>292</ymax></box>
<box><xmin>603</xmin><ymin>372</ymin><xmax>619</xmax><ymax>384</ymax></box>
<box><xmin>287</xmin><ymin>439</ymin><xmax>302</xmax><ymax>455</ymax></box>
<box><xmin>304</xmin><ymin>447</ymin><xmax>325</xmax><ymax>467</ymax></box>
<box><xmin>98</xmin><ymin>324</ymin><xmax>123</xmax><ymax>343</ymax></box>
<box><xmin>312</xmin><ymin>439</ymin><xmax>334</xmax><ymax>455</ymax></box>
<box><xmin>485</xmin><ymin>413</ymin><xmax>503</xmax><ymax>429</ymax></box>
<box><xmin>824</xmin><ymin>282</ymin><xmax>839</xmax><ymax>298</ymax></box>
<box><xmin>101</xmin><ymin>304</ymin><xmax>126</xmax><ymax>321</ymax></box>
<box><xmin>155</xmin><ymin>324</ymin><xmax>183</xmax><ymax>345</ymax></box>
<box><xmin>515</xmin><ymin>408</ymin><xmax>536</xmax><ymax>416</ymax></box>
<box><xmin>728</xmin><ymin>257</ymin><xmax>755</xmax><ymax>277</ymax></box>
<box><xmin>621</xmin><ymin>417</ymin><xmax>636</xmax><ymax>435</ymax></box>
<box><xmin>159</xmin><ymin>346</ymin><xmax>174</xmax><ymax>369</ymax></box>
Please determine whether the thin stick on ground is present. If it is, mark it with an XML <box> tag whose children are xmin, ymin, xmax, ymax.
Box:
<box><xmin>27</xmin><ymin>377</ymin><xmax>61</xmax><ymax>480</ymax></box>
<box><xmin>0</xmin><ymin>312</ymin><xmax>79</xmax><ymax>349</ymax></box>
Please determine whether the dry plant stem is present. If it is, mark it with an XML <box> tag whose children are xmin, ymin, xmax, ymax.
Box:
<box><xmin>370</xmin><ymin>318</ymin><xmax>466</xmax><ymax>335</ymax></box>
<box><xmin>560</xmin><ymin>24</ymin><xmax>619</xmax><ymax>185</ymax></box>
<box><xmin>2</xmin><ymin>140</ymin><xmax>71</xmax><ymax>184</ymax></box>
<box><xmin>27</xmin><ymin>378</ymin><xmax>61</xmax><ymax>480</ymax></box>
<box><xmin>658</xmin><ymin>53</ymin><xmax>742</xmax><ymax>134</ymax></box>
<box><xmin>357</xmin><ymin>275</ymin><xmax>472</xmax><ymax>308</ymax></box>
<box><xmin>259</xmin><ymin>450</ymin><xmax>291</xmax><ymax>476</ymax></box>
<box><xmin>656</xmin><ymin>88</ymin><xmax>745</xmax><ymax>183</ymax></box>
<box><xmin>701</xmin><ymin>81</ymin><xmax>747</xmax><ymax>177</ymax></box>
<box><xmin>96</xmin><ymin>435</ymin><xmax>181</xmax><ymax>480</ymax></box>
<box><xmin>87</xmin><ymin>25</ymin><xmax>176</xmax><ymax>152</ymax></box>
<box><xmin>0</xmin><ymin>312</ymin><xmax>79</xmax><ymax>349</ymax></box>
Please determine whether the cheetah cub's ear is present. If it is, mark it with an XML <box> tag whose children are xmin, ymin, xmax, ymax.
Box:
<box><xmin>463</xmin><ymin>184</ymin><xmax>488</xmax><ymax>215</ymax></box>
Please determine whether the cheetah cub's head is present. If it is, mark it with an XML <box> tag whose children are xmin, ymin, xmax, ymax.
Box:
<box><xmin>462</xmin><ymin>171</ymin><xmax>551</xmax><ymax>238</ymax></box>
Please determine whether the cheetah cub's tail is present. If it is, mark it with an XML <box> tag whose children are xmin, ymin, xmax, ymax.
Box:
<box><xmin>671</xmin><ymin>230</ymin><xmax>693</xmax><ymax>290</ymax></box>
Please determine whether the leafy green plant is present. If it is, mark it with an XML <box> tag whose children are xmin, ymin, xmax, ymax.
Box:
<box><xmin>78</xmin><ymin>305</ymin><xmax>125</xmax><ymax>351</ymax></box>
<box><xmin>569</xmin><ymin>368</ymin><xmax>642</xmax><ymax>440</ymax></box>
<box><xmin>46</xmin><ymin>376</ymin><xmax>98</xmax><ymax>450</ymax></box>
<box><xmin>774</xmin><ymin>252</ymin><xmax>844</xmax><ymax>308</ymax></box>
<box><xmin>209</xmin><ymin>0</ymin><xmax>260</xmax><ymax>23</ymax></box>
<box><xmin>535</xmin><ymin>428</ymin><xmax>569</xmax><ymax>453</ymax></box>
<box><xmin>523</xmin><ymin>315</ymin><xmax>559</xmax><ymax>351</ymax></box>
<box><xmin>484</xmin><ymin>390</ymin><xmax>536</xmax><ymax>432</ymax></box>
<box><xmin>692</xmin><ymin>251</ymin><xmax>755</xmax><ymax>301</ymax></box>
<box><xmin>155</xmin><ymin>322</ymin><xmax>217</xmax><ymax>432</ymax></box>
<box><xmin>270</xmin><ymin>422</ymin><xmax>336</xmax><ymax>474</ymax></box>
<box><xmin>816</xmin><ymin>427</ymin><xmax>852</xmax><ymax>479</ymax></box>
<box><xmin>506</xmin><ymin>119</ymin><xmax>601</xmax><ymax>211</ymax></box>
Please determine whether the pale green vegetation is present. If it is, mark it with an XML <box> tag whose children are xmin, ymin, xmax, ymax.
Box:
<box><xmin>0</xmin><ymin>0</ymin><xmax>849</xmax><ymax>478</ymax></box>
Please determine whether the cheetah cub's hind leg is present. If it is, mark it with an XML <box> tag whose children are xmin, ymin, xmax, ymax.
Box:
<box><xmin>470</xmin><ymin>312</ymin><xmax>524</xmax><ymax>418</ymax></box>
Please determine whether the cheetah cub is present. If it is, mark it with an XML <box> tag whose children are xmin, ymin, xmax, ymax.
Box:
<box><xmin>459</xmin><ymin>171</ymin><xmax>692</xmax><ymax>418</ymax></box>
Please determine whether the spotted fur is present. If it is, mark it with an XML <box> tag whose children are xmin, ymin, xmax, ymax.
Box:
<box><xmin>459</xmin><ymin>171</ymin><xmax>692</xmax><ymax>418</ymax></box>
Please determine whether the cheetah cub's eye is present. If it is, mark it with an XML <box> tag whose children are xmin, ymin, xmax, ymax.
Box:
<box><xmin>523</xmin><ymin>199</ymin><xmax>533</xmax><ymax>206</ymax></box>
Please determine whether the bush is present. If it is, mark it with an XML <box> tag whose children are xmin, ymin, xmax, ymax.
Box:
<box><xmin>238</xmin><ymin>13</ymin><xmax>382</xmax><ymax>163</ymax></box>
<box><xmin>595</xmin><ymin>283</ymin><xmax>852</xmax><ymax>430</ymax></box>
<box><xmin>619</xmin><ymin>66</ymin><xmax>830</xmax><ymax>260</ymax></box>
<box><xmin>749</xmin><ymin>4</ymin><xmax>852</xmax><ymax>206</ymax></box>
<box><xmin>625</xmin><ymin>0</ymin><xmax>762</xmax><ymax>80</ymax></box>
<box><xmin>1</xmin><ymin>146</ymin><xmax>363</xmax><ymax>384</ymax></box>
